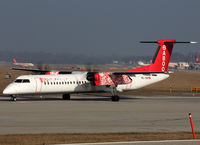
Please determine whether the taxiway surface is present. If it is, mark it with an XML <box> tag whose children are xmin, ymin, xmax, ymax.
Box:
<box><xmin>58</xmin><ymin>140</ymin><xmax>200</xmax><ymax>145</ymax></box>
<box><xmin>0</xmin><ymin>94</ymin><xmax>199</xmax><ymax>134</ymax></box>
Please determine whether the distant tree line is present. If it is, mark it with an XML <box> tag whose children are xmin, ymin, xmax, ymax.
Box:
<box><xmin>0</xmin><ymin>50</ymin><xmax>198</xmax><ymax>65</ymax></box>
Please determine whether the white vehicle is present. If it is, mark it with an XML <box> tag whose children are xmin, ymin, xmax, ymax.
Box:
<box><xmin>4</xmin><ymin>40</ymin><xmax>196</xmax><ymax>101</ymax></box>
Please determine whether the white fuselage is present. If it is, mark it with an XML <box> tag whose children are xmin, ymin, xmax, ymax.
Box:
<box><xmin>14</xmin><ymin>62</ymin><xmax>34</xmax><ymax>67</ymax></box>
<box><xmin>3</xmin><ymin>73</ymin><xmax>169</xmax><ymax>95</ymax></box>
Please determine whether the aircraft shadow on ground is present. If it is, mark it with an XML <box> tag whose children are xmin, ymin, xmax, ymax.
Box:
<box><xmin>0</xmin><ymin>95</ymin><xmax>62</xmax><ymax>102</ymax></box>
<box><xmin>71</xmin><ymin>94</ymin><xmax>140</xmax><ymax>101</ymax></box>
<box><xmin>0</xmin><ymin>94</ymin><xmax>139</xmax><ymax>102</ymax></box>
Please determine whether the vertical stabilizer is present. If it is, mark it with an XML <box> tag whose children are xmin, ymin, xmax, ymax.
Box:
<box><xmin>148</xmin><ymin>39</ymin><xmax>175</xmax><ymax>72</ymax></box>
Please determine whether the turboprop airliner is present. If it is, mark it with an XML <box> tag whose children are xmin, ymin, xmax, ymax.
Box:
<box><xmin>3</xmin><ymin>40</ymin><xmax>196</xmax><ymax>101</ymax></box>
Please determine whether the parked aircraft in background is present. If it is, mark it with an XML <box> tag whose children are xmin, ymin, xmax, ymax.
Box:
<box><xmin>189</xmin><ymin>55</ymin><xmax>200</xmax><ymax>70</ymax></box>
<box><xmin>13</xmin><ymin>58</ymin><xmax>34</xmax><ymax>68</ymax></box>
<box><xmin>195</xmin><ymin>56</ymin><xmax>200</xmax><ymax>64</ymax></box>
<box><xmin>137</xmin><ymin>61</ymin><xmax>150</xmax><ymax>66</ymax></box>
<box><xmin>138</xmin><ymin>60</ymin><xmax>179</xmax><ymax>69</ymax></box>
<box><xmin>4</xmin><ymin>40</ymin><xmax>196</xmax><ymax>101</ymax></box>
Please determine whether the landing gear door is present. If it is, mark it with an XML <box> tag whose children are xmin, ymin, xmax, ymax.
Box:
<box><xmin>34</xmin><ymin>78</ymin><xmax>42</xmax><ymax>93</ymax></box>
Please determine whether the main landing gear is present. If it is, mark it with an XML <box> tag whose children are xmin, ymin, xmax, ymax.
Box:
<box><xmin>111</xmin><ymin>95</ymin><xmax>119</xmax><ymax>102</ymax></box>
<box><xmin>62</xmin><ymin>94</ymin><xmax>71</xmax><ymax>100</ymax></box>
<box><xmin>110</xmin><ymin>85</ymin><xmax>120</xmax><ymax>102</ymax></box>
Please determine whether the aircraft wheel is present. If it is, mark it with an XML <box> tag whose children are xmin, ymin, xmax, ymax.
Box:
<box><xmin>111</xmin><ymin>95</ymin><xmax>119</xmax><ymax>102</ymax></box>
<box><xmin>62</xmin><ymin>94</ymin><xmax>70</xmax><ymax>100</ymax></box>
<box><xmin>10</xmin><ymin>96</ymin><xmax>16</xmax><ymax>101</ymax></box>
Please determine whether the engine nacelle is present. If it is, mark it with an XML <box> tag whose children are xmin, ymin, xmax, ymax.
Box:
<box><xmin>87</xmin><ymin>72</ymin><xmax>132</xmax><ymax>86</ymax></box>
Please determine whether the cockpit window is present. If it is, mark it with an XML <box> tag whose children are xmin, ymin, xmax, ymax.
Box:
<box><xmin>14</xmin><ymin>79</ymin><xmax>30</xmax><ymax>83</ymax></box>
<box><xmin>23</xmin><ymin>79</ymin><xmax>30</xmax><ymax>83</ymax></box>
<box><xmin>15</xmin><ymin>79</ymin><xmax>23</xmax><ymax>83</ymax></box>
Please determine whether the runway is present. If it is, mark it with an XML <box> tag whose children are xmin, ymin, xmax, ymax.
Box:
<box><xmin>0</xmin><ymin>94</ymin><xmax>199</xmax><ymax>135</ymax></box>
<box><xmin>57</xmin><ymin>140</ymin><xmax>200</xmax><ymax>145</ymax></box>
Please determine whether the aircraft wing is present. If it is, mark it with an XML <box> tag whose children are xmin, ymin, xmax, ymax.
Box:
<box><xmin>12</xmin><ymin>67</ymin><xmax>48</xmax><ymax>73</ymax></box>
<box><xmin>12</xmin><ymin>67</ymin><xmax>72</xmax><ymax>74</ymax></box>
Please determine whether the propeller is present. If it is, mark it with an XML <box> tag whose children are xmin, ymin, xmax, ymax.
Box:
<box><xmin>85</xmin><ymin>62</ymin><xmax>101</xmax><ymax>86</ymax></box>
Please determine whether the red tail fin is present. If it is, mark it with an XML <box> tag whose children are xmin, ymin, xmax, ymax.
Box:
<box><xmin>13</xmin><ymin>58</ymin><xmax>17</xmax><ymax>63</ymax></box>
<box><xmin>148</xmin><ymin>40</ymin><xmax>175</xmax><ymax>72</ymax></box>
<box><xmin>129</xmin><ymin>40</ymin><xmax>196</xmax><ymax>72</ymax></box>
<box><xmin>195</xmin><ymin>56</ymin><xmax>200</xmax><ymax>63</ymax></box>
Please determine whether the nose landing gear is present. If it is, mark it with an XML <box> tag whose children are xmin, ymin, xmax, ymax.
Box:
<box><xmin>10</xmin><ymin>95</ymin><xmax>17</xmax><ymax>101</ymax></box>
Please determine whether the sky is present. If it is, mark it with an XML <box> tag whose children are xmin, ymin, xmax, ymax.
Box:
<box><xmin>0</xmin><ymin>0</ymin><xmax>200</xmax><ymax>58</ymax></box>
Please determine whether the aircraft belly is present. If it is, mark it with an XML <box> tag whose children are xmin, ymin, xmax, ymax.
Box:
<box><xmin>120</xmin><ymin>74</ymin><xmax>169</xmax><ymax>91</ymax></box>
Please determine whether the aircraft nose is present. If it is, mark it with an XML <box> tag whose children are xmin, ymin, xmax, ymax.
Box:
<box><xmin>3</xmin><ymin>86</ymin><xmax>15</xmax><ymax>95</ymax></box>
